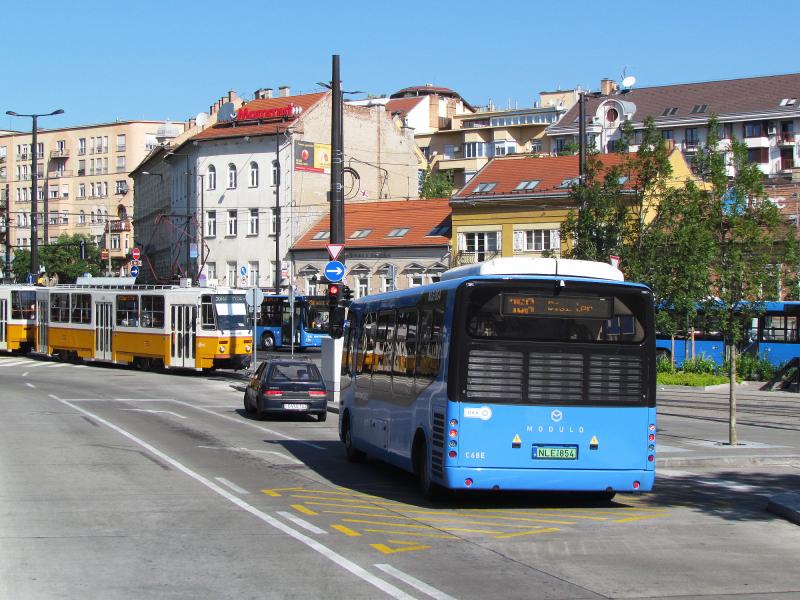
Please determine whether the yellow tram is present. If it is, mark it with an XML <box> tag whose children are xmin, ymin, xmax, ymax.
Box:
<box><xmin>0</xmin><ymin>284</ymin><xmax>37</xmax><ymax>354</ymax></box>
<box><xmin>33</xmin><ymin>284</ymin><xmax>253</xmax><ymax>371</ymax></box>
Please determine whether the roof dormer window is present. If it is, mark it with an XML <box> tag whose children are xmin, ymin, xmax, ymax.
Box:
<box><xmin>514</xmin><ymin>180</ymin><xmax>540</xmax><ymax>191</ymax></box>
<box><xmin>661</xmin><ymin>107</ymin><xmax>679</xmax><ymax>116</ymax></box>
<box><xmin>472</xmin><ymin>182</ymin><xmax>497</xmax><ymax>193</ymax></box>
<box><xmin>690</xmin><ymin>104</ymin><xmax>709</xmax><ymax>114</ymax></box>
<box><xmin>780</xmin><ymin>98</ymin><xmax>797</xmax><ymax>107</ymax></box>
<box><xmin>557</xmin><ymin>178</ymin><xmax>579</xmax><ymax>189</ymax></box>
<box><xmin>387</xmin><ymin>227</ymin><xmax>410</xmax><ymax>238</ymax></box>
<box><xmin>312</xmin><ymin>231</ymin><xmax>330</xmax><ymax>240</ymax></box>
<box><xmin>349</xmin><ymin>229</ymin><xmax>372</xmax><ymax>239</ymax></box>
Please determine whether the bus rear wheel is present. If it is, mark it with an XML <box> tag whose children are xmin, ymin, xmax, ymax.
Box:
<box><xmin>260</xmin><ymin>333</ymin><xmax>274</xmax><ymax>351</ymax></box>
<box><xmin>414</xmin><ymin>438</ymin><xmax>440</xmax><ymax>501</ymax></box>
<box><xmin>343</xmin><ymin>413</ymin><xmax>365</xmax><ymax>463</ymax></box>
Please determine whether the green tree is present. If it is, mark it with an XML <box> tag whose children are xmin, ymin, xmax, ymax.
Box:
<box><xmin>696</xmin><ymin>116</ymin><xmax>788</xmax><ymax>445</ymax></box>
<box><xmin>12</xmin><ymin>233</ymin><xmax>102</xmax><ymax>283</ymax></box>
<box><xmin>419</xmin><ymin>167</ymin><xmax>454</xmax><ymax>199</ymax></box>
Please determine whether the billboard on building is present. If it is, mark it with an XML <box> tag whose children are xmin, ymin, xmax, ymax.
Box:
<box><xmin>294</xmin><ymin>141</ymin><xmax>331</xmax><ymax>173</ymax></box>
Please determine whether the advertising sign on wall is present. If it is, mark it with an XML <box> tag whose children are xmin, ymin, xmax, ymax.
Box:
<box><xmin>294</xmin><ymin>141</ymin><xmax>331</xmax><ymax>173</ymax></box>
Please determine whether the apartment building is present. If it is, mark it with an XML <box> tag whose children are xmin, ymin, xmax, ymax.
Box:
<box><xmin>547</xmin><ymin>74</ymin><xmax>800</xmax><ymax>178</ymax></box>
<box><xmin>132</xmin><ymin>87</ymin><xmax>421</xmax><ymax>288</ymax></box>
<box><xmin>0</xmin><ymin>120</ymin><xmax>179</xmax><ymax>274</ymax></box>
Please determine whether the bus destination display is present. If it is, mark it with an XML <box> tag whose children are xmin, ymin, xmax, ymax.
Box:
<box><xmin>503</xmin><ymin>294</ymin><xmax>611</xmax><ymax>318</ymax></box>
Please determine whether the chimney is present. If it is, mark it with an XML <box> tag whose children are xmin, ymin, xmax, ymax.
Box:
<box><xmin>254</xmin><ymin>88</ymin><xmax>273</xmax><ymax>100</ymax></box>
<box><xmin>227</xmin><ymin>90</ymin><xmax>238</xmax><ymax>103</ymax></box>
<box><xmin>600</xmin><ymin>78</ymin><xmax>618</xmax><ymax>96</ymax></box>
<box><xmin>278</xmin><ymin>86</ymin><xmax>290</xmax><ymax>98</ymax></box>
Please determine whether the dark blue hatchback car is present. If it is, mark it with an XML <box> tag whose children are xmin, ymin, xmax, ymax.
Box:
<box><xmin>243</xmin><ymin>360</ymin><xmax>328</xmax><ymax>421</ymax></box>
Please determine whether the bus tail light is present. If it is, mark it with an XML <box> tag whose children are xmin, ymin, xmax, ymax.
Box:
<box><xmin>633</xmin><ymin>481</ymin><xmax>641</xmax><ymax>489</ymax></box>
<box><xmin>265</xmin><ymin>389</ymin><xmax>283</xmax><ymax>397</ymax></box>
<box><xmin>648</xmin><ymin>433</ymin><xmax>655</xmax><ymax>442</ymax></box>
<box><xmin>448</xmin><ymin>451</ymin><xmax>457</xmax><ymax>459</ymax></box>
<box><xmin>647</xmin><ymin>454</ymin><xmax>654</xmax><ymax>462</ymax></box>
<box><xmin>464</xmin><ymin>478</ymin><xmax>473</xmax><ymax>487</ymax></box>
<box><xmin>449</xmin><ymin>429</ymin><xmax>458</xmax><ymax>438</ymax></box>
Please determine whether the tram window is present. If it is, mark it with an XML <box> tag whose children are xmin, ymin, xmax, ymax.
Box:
<box><xmin>141</xmin><ymin>295</ymin><xmax>165</xmax><ymax>328</ymax></box>
<box><xmin>70</xmin><ymin>294</ymin><xmax>91</xmax><ymax>324</ymax></box>
<box><xmin>201</xmin><ymin>295</ymin><xmax>216</xmax><ymax>330</ymax></box>
<box><xmin>116</xmin><ymin>295</ymin><xmax>139</xmax><ymax>327</ymax></box>
<box><xmin>50</xmin><ymin>293</ymin><xmax>70</xmax><ymax>323</ymax></box>
<box><xmin>11</xmin><ymin>291</ymin><xmax>35</xmax><ymax>319</ymax></box>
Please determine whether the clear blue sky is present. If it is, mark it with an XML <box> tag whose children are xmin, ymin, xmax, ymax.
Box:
<box><xmin>3</xmin><ymin>0</ymin><xmax>798</xmax><ymax>129</ymax></box>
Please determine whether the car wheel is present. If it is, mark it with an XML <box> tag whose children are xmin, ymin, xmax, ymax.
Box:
<box><xmin>260</xmin><ymin>333</ymin><xmax>274</xmax><ymax>351</ymax></box>
<box><xmin>243</xmin><ymin>392</ymin><xmax>253</xmax><ymax>414</ymax></box>
<box><xmin>254</xmin><ymin>397</ymin><xmax>264</xmax><ymax>421</ymax></box>
<box><xmin>317</xmin><ymin>411</ymin><xmax>327</xmax><ymax>422</ymax></box>
<box><xmin>343</xmin><ymin>413</ymin><xmax>365</xmax><ymax>463</ymax></box>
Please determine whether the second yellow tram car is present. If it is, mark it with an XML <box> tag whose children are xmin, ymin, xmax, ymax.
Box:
<box><xmin>33</xmin><ymin>284</ymin><xmax>252</xmax><ymax>371</ymax></box>
<box><xmin>0</xmin><ymin>284</ymin><xmax>37</xmax><ymax>354</ymax></box>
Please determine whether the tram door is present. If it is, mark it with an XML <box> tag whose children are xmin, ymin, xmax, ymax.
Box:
<box><xmin>37</xmin><ymin>299</ymin><xmax>49</xmax><ymax>353</ymax></box>
<box><xmin>170</xmin><ymin>304</ymin><xmax>196</xmax><ymax>368</ymax></box>
<box><xmin>0</xmin><ymin>297</ymin><xmax>7</xmax><ymax>351</ymax></box>
<box><xmin>94</xmin><ymin>302</ymin><xmax>113</xmax><ymax>361</ymax></box>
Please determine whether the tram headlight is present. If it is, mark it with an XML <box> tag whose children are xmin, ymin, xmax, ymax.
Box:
<box><xmin>245</xmin><ymin>345</ymin><xmax>252</xmax><ymax>352</ymax></box>
<box><xmin>219</xmin><ymin>345</ymin><xmax>225</xmax><ymax>353</ymax></box>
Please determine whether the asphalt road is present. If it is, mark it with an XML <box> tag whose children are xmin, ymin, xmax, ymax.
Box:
<box><xmin>1</xmin><ymin>355</ymin><xmax>799</xmax><ymax>600</ymax></box>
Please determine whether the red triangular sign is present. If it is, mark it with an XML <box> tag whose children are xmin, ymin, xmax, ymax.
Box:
<box><xmin>327</xmin><ymin>244</ymin><xmax>345</xmax><ymax>261</ymax></box>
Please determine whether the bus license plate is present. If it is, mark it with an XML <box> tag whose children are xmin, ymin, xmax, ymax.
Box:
<box><xmin>533</xmin><ymin>445</ymin><xmax>578</xmax><ymax>460</ymax></box>
<box><xmin>283</xmin><ymin>403</ymin><xmax>309</xmax><ymax>410</ymax></box>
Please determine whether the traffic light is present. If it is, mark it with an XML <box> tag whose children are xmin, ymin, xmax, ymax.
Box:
<box><xmin>79</xmin><ymin>239</ymin><xmax>86</xmax><ymax>260</ymax></box>
<box><xmin>327</xmin><ymin>283</ymin><xmax>341</xmax><ymax>307</ymax></box>
<box><xmin>342</xmin><ymin>285</ymin><xmax>353</xmax><ymax>302</ymax></box>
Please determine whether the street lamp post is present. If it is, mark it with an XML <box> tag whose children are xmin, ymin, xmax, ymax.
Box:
<box><xmin>5</xmin><ymin>108</ymin><xmax>64</xmax><ymax>278</ymax></box>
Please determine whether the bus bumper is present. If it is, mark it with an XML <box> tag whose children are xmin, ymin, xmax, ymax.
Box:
<box><xmin>439</xmin><ymin>468</ymin><xmax>655</xmax><ymax>492</ymax></box>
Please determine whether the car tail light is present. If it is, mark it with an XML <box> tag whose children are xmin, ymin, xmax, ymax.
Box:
<box><xmin>308</xmin><ymin>390</ymin><xmax>326</xmax><ymax>397</ymax></box>
<box><xmin>265</xmin><ymin>390</ymin><xmax>283</xmax><ymax>397</ymax></box>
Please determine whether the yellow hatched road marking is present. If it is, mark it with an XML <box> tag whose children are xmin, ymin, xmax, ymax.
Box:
<box><xmin>613</xmin><ymin>514</ymin><xmax>667</xmax><ymax>523</ymax></box>
<box><xmin>322</xmin><ymin>510</ymin><xmax>562</xmax><ymax>530</ymax></box>
<box><xmin>324</xmin><ymin>510</ymin><xmax>409</xmax><ymax>519</ymax></box>
<box><xmin>494</xmin><ymin>527</ymin><xmax>560</xmax><ymax>539</ymax></box>
<box><xmin>331</xmin><ymin>524</ymin><xmax>361</xmax><ymax>537</ymax></box>
<box><xmin>371</xmin><ymin>542</ymin><xmax>432</xmax><ymax>554</ymax></box>
<box><xmin>364</xmin><ymin>529</ymin><xmax>456</xmax><ymax>539</ymax></box>
<box><xmin>291</xmin><ymin>504</ymin><xmax>317</xmax><ymax>516</ymax></box>
<box><xmin>301</xmin><ymin>500</ymin><xmax>392</xmax><ymax>510</ymax></box>
<box><xmin>342</xmin><ymin>519</ymin><xmax>504</xmax><ymax>535</ymax></box>
<box><xmin>290</xmin><ymin>495</ymin><xmax>403</xmax><ymax>507</ymax></box>
<box><xmin>261</xmin><ymin>487</ymin><xmax>308</xmax><ymax>497</ymax></box>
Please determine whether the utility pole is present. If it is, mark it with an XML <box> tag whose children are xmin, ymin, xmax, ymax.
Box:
<box><xmin>3</xmin><ymin>184</ymin><xmax>10</xmax><ymax>280</ymax></box>
<box><xmin>330</xmin><ymin>55</ymin><xmax>345</xmax><ymax>248</ymax></box>
<box><xmin>186</xmin><ymin>155</ymin><xmax>192</xmax><ymax>283</ymax></box>
<box><xmin>578</xmin><ymin>92</ymin><xmax>586</xmax><ymax>182</ymax></box>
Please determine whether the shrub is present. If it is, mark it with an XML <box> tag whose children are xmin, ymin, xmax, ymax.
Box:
<box><xmin>724</xmin><ymin>353</ymin><xmax>777</xmax><ymax>381</ymax></box>
<box><xmin>682</xmin><ymin>356</ymin><xmax>718</xmax><ymax>374</ymax></box>
<box><xmin>656</xmin><ymin>355</ymin><xmax>674</xmax><ymax>373</ymax></box>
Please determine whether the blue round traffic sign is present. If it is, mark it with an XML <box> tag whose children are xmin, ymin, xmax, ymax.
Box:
<box><xmin>130</xmin><ymin>265</ymin><xmax>140</xmax><ymax>277</ymax></box>
<box><xmin>324</xmin><ymin>260</ymin><xmax>345</xmax><ymax>283</ymax></box>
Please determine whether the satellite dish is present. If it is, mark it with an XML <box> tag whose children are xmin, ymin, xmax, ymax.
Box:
<box><xmin>621</xmin><ymin>75</ymin><xmax>637</xmax><ymax>89</ymax></box>
<box><xmin>194</xmin><ymin>112</ymin><xmax>209</xmax><ymax>127</ymax></box>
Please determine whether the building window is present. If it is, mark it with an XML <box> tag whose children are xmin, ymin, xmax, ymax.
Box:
<box><xmin>493</xmin><ymin>141</ymin><xmax>516</xmax><ymax>156</ymax></box>
<box><xmin>116</xmin><ymin>156</ymin><xmax>126</xmax><ymax>173</ymax></box>
<box><xmin>443</xmin><ymin>145</ymin><xmax>455</xmax><ymax>160</ymax></box>
<box><xmin>248</xmin><ymin>261</ymin><xmax>259</xmax><ymax>287</ymax></box>
<box><xmin>249</xmin><ymin>162</ymin><xmax>259</xmax><ymax>187</ymax></box>
<box><xmin>661</xmin><ymin>130</ymin><xmax>674</xmax><ymax>141</ymax></box>
<box><xmin>115</xmin><ymin>180</ymin><xmax>128</xmax><ymax>194</ymax></box>
<box><xmin>227</xmin><ymin>163</ymin><xmax>237</xmax><ymax>189</ymax></box>
<box><xmin>206</xmin><ymin>210</ymin><xmax>216</xmax><ymax>237</ymax></box>
<box><xmin>110</xmin><ymin>234</ymin><xmax>120</xmax><ymax>250</ymax></box>
<box><xmin>356</xmin><ymin>276</ymin><xmax>369</xmax><ymax>298</ymax></box>
<box><xmin>206</xmin><ymin>262</ymin><xmax>216</xmax><ymax>281</ymax></box>
<box><xmin>409</xmin><ymin>275</ymin><xmax>424</xmax><ymax>287</ymax></box>
<box><xmin>744</xmin><ymin>122</ymin><xmax>763</xmax><ymax>138</ymax></box>
<box><xmin>227</xmin><ymin>262</ymin><xmax>237</xmax><ymax>287</ymax></box>
<box><xmin>248</xmin><ymin>208</ymin><xmax>259</xmax><ymax>235</ymax></box>
<box><xmin>349</xmin><ymin>229</ymin><xmax>372</xmax><ymax>239</ymax></box>
<box><xmin>49</xmin><ymin>186</ymin><xmax>59</xmax><ymax>199</ymax></box>
<box><xmin>530</xmin><ymin>139</ymin><xmax>542</xmax><ymax>153</ymax></box>
<box><xmin>513</xmin><ymin>229</ymin><xmax>560</xmax><ymax>252</ymax></box>
<box><xmin>685</xmin><ymin>128</ymin><xmax>699</xmax><ymax>144</ymax></box>
<box><xmin>382</xmin><ymin>275</ymin><xmax>395</xmax><ymax>293</ymax></box>
<box><xmin>272</xmin><ymin>160</ymin><xmax>279</xmax><ymax>185</ymax></box>
<box><xmin>387</xmin><ymin>227</ymin><xmax>410</xmax><ymax>238</ymax></box>
<box><xmin>463</xmin><ymin>142</ymin><xmax>487</xmax><ymax>158</ymax></box>
<box><xmin>747</xmin><ymin>148</ymin><xmax>769</xmax><ymax>164</ymax></box>
<box><xmin>78</xmin><ymin>210</ymin><xmax>85</xmax><ymax>224</ymax></box>
<box><xmin>270</xmin><ymin>208</ymin><xmax>277</xmax><ymax>235</ymax></box>
<box><xmin>306</xmin><ymin>278</ymin><xmax>318</xmax><ymax>296</ymax></box>
<box><xmin>606</xmin><ymin>107</ymin><xmax>619</xmax><ymax>122</ymax></box>
<box><xmin>227</xmin><ymin>209</ymin><xmax>237</xmax><ymax>236</ymax></box>
<box><xmin>116</xmin><ymin>134</ymin><xmax>126</xmax><ymax>152</ymax></box>
<box><xmin>461</xmin><ymin>231</ymin><xmax>499</xmax><ymax>256</ymax></box>
<box><xmin>78</xmin><ymin>138</ymin><xmax>86</xmax><ymax>155</ymax></box>
<box><xmin>207</xmin><ymin>165</ymin><xmax>216</xmax><ymax>190</ymax></box>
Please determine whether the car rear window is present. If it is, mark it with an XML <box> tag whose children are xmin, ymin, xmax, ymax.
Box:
<box><xmin>269</xmin><ymin>363</ymin><xmax>323</xmax><ymax>383</ymax></box>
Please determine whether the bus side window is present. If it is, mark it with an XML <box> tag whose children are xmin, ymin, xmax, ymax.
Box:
<box><xmin>415</xmin><ymin>309</ymin><xmax>434</xmax><ymax>388</ymax></box>
<box><xmin>341</xmin><ymin>321</ymin><xmax>351</xmax><ymax>377</ymax></box>
<box><xmin>358</xmin><ymin>313</ymin><xmax>376</xmax><ymax>376</ymax></box>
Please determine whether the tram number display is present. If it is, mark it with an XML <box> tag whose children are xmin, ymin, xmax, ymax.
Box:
<box><xmin>213</xmin><ymin>294</ymin><xmax>246</xmax><ymax>303</ymax></box>
<box><xmin>503</xmin><ymin>295</ymin><xmax>611</xmax><ymax>318</ymax></box>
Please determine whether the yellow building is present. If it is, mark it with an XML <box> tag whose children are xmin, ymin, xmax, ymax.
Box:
<box><xmin>449</xmin><ymin>150</ymin><xmax>697</xmax><ymax>265</ymax></box>
<box><xmin>0</xmin><ymin>120</ymin><xmax>181</xmax><ymax>274</ymax></box>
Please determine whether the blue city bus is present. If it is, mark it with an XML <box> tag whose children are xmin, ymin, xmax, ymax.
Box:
<box><xmin>255</xmin><ymin>295</ymin><xmax>330</xmax><ymax>350</ymax></box>
<box><xmin>338</xmin><ymin>257</ymin><xmax>657</xmax><ymax>498</ymax></box>
<box><xmin>744</xmin><ymin>301</ymin><xmax>800</xmax><ymax>365</ymax></box>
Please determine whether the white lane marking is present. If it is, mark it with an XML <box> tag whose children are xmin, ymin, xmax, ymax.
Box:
<box><xmin>198</xmin><ymin>445</ymin><xmax>303</xmax><ymax>464</ymax></box>
<box><xmin>47</xmin><ymin>363</ymin><xmax>69</xmax><ymax>368</ymax></box>
<box><xmin>20</xmin><ymin>362</ymin><xmax>49</xmax><ymax>369</ymax></box>
<box><xmin>214</xmin><ymin>477</ymin><xmax>249</xmax><ymax>495</ymax></box>
<box><xmin>48</xmin><ymin>394</ymin><xmax>417</xmax><ymax>600</ymax></box>
<box><xmin>22</xmin><ymin>372</ymin><xmax>29</xmax><ymax>377</ymax></box>
<box><xmin>659</xmin><ymin>469</ymin><xmax>758</xmax><ymax>492</ymax></box>
<box><xmin>119</xmin><ymin>408</ymin><xmax>187</xmax><ymax>419</ymax></box>
<box><xmin>277</xmin><ymin>511</ymin><xmax>328</xmax><ymax>535</ymax></box>
<box><xmin>375</xmin><ymin>564</ymin><xmax>457</xmax><ymax>600</ymax></box>
<box><xmin>25</xmin><ymin>383</ymin><xmax>36</xmax><ymax>388</ymax></box>
<box><xmin>0</xmin><ymin>360</ymin><xmax>34</xmax><ymax>367</ymax></box>
<box><xmin>169</xmin><ymin>399</ymin><xmax>326</xmax><ymax>451</ymax></box>
<box><xmin>64</xmin><ymin>398</ymin><xmax>174</xmax><ymax>402</ymax></box>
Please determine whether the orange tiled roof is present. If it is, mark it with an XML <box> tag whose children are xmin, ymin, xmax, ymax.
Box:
<box><xmin>385</xmin><ymin>97</ymin><xmax>425</xmax><ymax>118</ymax></box>
<box><xmin>452</xmin><ymin>153</ymin><xmax>641</xmax><ymax>201</ymax></box>
<box><xmin>292</xmin><ymin>198</ymin><xmax>451</xmax><ymax>250</ymax></box>
<box><xmin>192</xmin><ymin>92</ymin><xmax>327</xmax><ymax>142</ymax></box>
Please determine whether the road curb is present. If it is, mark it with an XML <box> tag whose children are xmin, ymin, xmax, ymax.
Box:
<box><xmin>767</xmin><ymin>493</ymin><xmax>800</xmax><ymax>525</ymax></box>
<box><xmin>658</xmin><ymin>455</ymin><xmax>800</xmax><ymax>468</ymax></box>
<box><xmin>326</xmin><ymin>401</ymin><xmax>340</xmax><ymax>415</ymax></box>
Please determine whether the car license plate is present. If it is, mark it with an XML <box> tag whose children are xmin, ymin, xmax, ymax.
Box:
<box><xmin>283</xmin><ymin>403</ymin><xmax>309</xmax><ymax>410</ymax></box>
<box><xmin>532</xmin><ymin>445</ymin><xmax>578</xmax><ymax>460</ymax></box>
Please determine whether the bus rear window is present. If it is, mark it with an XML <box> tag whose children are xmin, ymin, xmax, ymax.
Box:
<box><xmin>465</xmin><ymin>285</ymin><xmax>646</xmax><ymax>343</ymax></box>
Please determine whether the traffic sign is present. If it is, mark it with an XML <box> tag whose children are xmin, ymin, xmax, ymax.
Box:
<box><xmin>130</xmin><ymin>259</ymin><xmax>142</xmax><ymax>267</ymax></box>
<box><xmin>323</xmin><ymin>260</ymin><xmax>345</xmax><ymax>282</ymax></box>
<box><xmin>130</xmin><ymin>265</ymin><xmax>140</xmax><ymax>277</ymax></box>
<box><xmin>100</xmin><ymin>248</ymin><xmax>109</xmax><ymax>260</ymax></box>
<box><xmin>132</xmin><ymin>247</ymin><xmax>140</xmax><ymax>260</ymax></box>
<box><xmin>239</xmin><ymin>265</ymin><xmax>248</xmax><ymax>276</ymax></box>
<box><xmin>326</xmin><ymin>244</ymin><xmax>344</xmax><ymax>261</ymax></box>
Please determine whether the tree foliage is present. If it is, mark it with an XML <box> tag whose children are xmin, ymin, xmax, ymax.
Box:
<box><xmin>420</xmin><ymin>167</ymin><xmax>454</xmax><ymax>199</ymax></box>
<box><xmin>12</xmin><ymin>233</ymin><xmax>102</xmax><ymax>283</ymax></box>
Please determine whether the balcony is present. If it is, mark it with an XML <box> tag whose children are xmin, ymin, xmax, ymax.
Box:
<box><xmin>116</xmin><ymin>166</ymin><xmax>127</xmax><ymax>173</ymax></box>
<box><xmin>780</xmin><ymin>132</ymin><xmax>796</xmax><ymax>145</ymax></box>
<box><xmin>108</xmin><ymin>219</ymin><xmax>131</xmax><ymax>232</ymax></box>
<box><xmin>77</xmin><ymin>169</ymin><xmax>85</xmax><ymax>176</ymax></box>
<box><xmin>50</xmin><ymin>149</ymin><xmax>69</xmax><ymax>158</ymax></box>
<box><xmin>16</xmin><ymin>154</ymin><xmax>29</xmax><ymax>161</ymax></box>
<box><xmin>683</xmin><ymin>140</ymin><xmax>701</xmax><ymax>152</ymax></box>
<box><xmin>116</xmin><ymin>145</ymin><xmax>126</xmax><ymax>153</ymax></box>
<box><xmin>47</xmin><ymin>170</ymin><xmax>73</xmax><ymax>179</ymax></box>
<box><xmin>781</xmin><ymin>158</ymin><xmax>796</xmax><ymax>171</ymax></box>
<box><xmin>454</xmin><ymin>250</ymin><xmax>500</xmax><ymax>266</ymax></box>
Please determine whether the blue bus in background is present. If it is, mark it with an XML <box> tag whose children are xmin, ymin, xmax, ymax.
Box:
<box><xmin>338</xmin><ymin>257</ymin><xmax>657</xmax><ymax>499</ymax></box>
<box><xmin>255</xmin><ymin>295</ymin><xmax>330</xmax><ymax>350</ymax></box>
<box><xmin>656</xmin><ymin>301</ymin><xmax>800</xmax><ymax>368</ymax></box>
